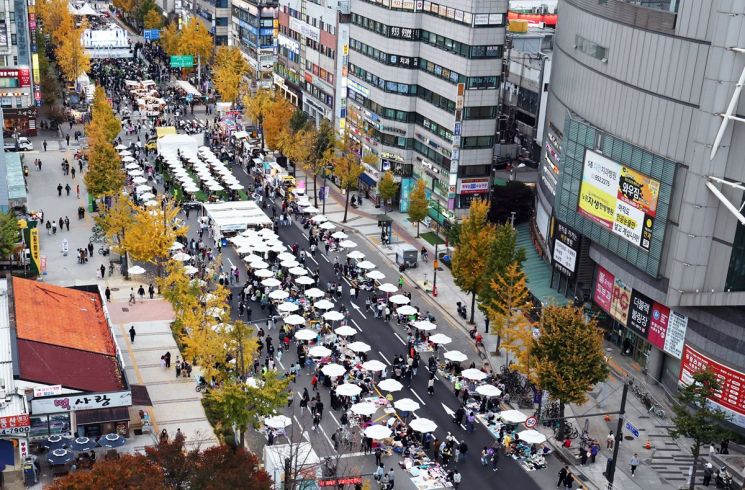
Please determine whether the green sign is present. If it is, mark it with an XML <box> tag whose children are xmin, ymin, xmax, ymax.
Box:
<box><xmin>170</xmin><ymin>55</ymin><xmax>194</xmax><ymax>68</ymax></box>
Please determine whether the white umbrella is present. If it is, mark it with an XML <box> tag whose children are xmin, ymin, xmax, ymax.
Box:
<box><xmin>476</xmin><ymin>384</ymin><xmax>502</xmax><ymax>397</ymax></box>
<box><xmin>367</xmin><ymin>270</ymin><xmax>386</xmax><ymax>280</ymax></box>
<box><xmin>128</xmin><ymin>265</ymin><xmax>146</xmax><ymax>275</ymax></box>
<box><xmin>254</xmin><ymin>269</ymin><xmax>274</xmax><ymax>278</ymax></box>
<box><xmin>351</xmin><ymin>402</ymin><xmax>378</xmax><ymax>416</ymax></box>
<box><xmin>336</xmin><ymin>383</ymin><xmax>362</xmax><ymax>397</ymax></box>
<box><xmin>135</xmin><ymin>184</ymin><xmax>152</xmax><ymax>193</ymax></box>
<box><xmin>461</xmin><ymin>368</ymin><xmax>488</xmax><ymax>381</ymax></box>
<box><xmin>277</xmin><ymin>252</ymin><xmax>296</xmax><ymax>261</ymax></box>
<box><xmin>331</xmin><ymin>231</ymin><xmax>348</xmax><ymax>239</ymax></box>
<box><xmin>170</xmin><ymin>242</ymin><xmax>184</xmax><ymax>250</ymax></box>
<box><xmin>262</xmin><ymin>277</ymin><xmax>282</xmax><ymax>287</ymax></box>
<box><xmin>269</xmin><ymin>290</ymin><xmax>289</xmax><ymax>300</ymax></box>
<box><xmin>409</xmin><ymin>418</ymin><xmax>438</xmax><ymax>433</ymax></box>
<box><xmin>278</xmin><ymin>302</ymin><xmax>300</xmax><ymax>313</ymax></box>
<box><xmin>140</xmin><ymin>192</ymin><xmax>155</xmax><ymax>200</ymax></box>
<box><xmin>443</xmin><ymin>350</ymin><xmax>468</xmax><ymax>362</ymax></box>
<box><xmin>348</xmin><ymin>341</ymin><xmax>371</xmax><ymax>353</ymax></box>
<box><xmin>206</xmin><ymin>307</ymin><xmax>224</xmax><ymax>317</ymax></box>
<box><xmin>314</xmin><ymin>299</ymin><xmax>334</xmax><ymax>310</ymax></box>
<box><xmin>413</xmin><ymin>320</ymin><xmax>437</xmax><ymax>331</ymax></box>
<box><xmin>172</xmin><ymin>252</ymin><xmax>191</xmax><ymax>261</ymax></box>
<box><xmin>311</xmin><ymin>215</ymin><xmax>328</xmax><ymax>223</ymax></box>
<box><xmin>396</xmin><ymin>305</ymin><xmax>417</xmax><ymax>316</ymax></box>
<box><xmin>115</xmin><ymin>144</ymin><xmax>127</xmax><ymax>150</ymax></box>
<box><xmin>294</xmin><ymin>329</ymin><xmax>317</xmax><ymax>341</ymax></box>
<box><xmin>518</xmin><ymin>429</ymin><xmax>547</xmax><ymax>444</ymax></box>
<box><xmin>322</xmin><ymin>363</ymin><xmax>347</xmax><ymax>377</ymax></box>
<box><xmin>280</xmin><ymin>259</ymin><xmax>300</xmax><ymax>268</ymax></box>
<box><xmin>500</xmin><ymin>410</ymin><xmax>528</xmax><ymax>424</ymax></box>
<box><xmin>303</xmin><ymin>205</ymin><xmax>320</xmax><ymax>214</ymax></box>
<box><xmin>339</xmin><ymin>240</ymin><xmax>357</xmax><ymax>249</ymax></box>
<box><xmin>319</xmin><ymin>222</ymin><xmax>336</xmax><ymax>230</ymax></box>
<box><xmin>296</xmin><ymin>276</ymin><xmax>315</xmax><ymax>285</ymax></box>
<box><xmin>122</xmin><ymin>155</ymin><xmax>135</xmax><ymax>162</ymax></box>
<box><xmin>129</xmin><ymin>169</ymin><xmax>144</xmax><ymax>176</ymax></box>
<box><xmin>242</xmin><ymin>253</ymin><xmax>264</xmax><ymax>263</ymax></box>
<box><xmin>119</xmin><ymin>149</ymin><xmax>132</xmax><ymax>155</ymax></box>
<box><xmin>288</xmin><ymin>267</ymin><xmax>308</xmax><ymax>276</ymax></box>
<box><xmin>378</xmin><ymin>379</ymin><xmax>403</xmax><ymax>392</ymax></box>
<box><xmin>283</xmin><ymin>314</ymin><xmax>306</xmax><ymax>326</ymax></box>
<box><xmin>347</xmin><ymin>250</ymin><xmax>365</xmax><ymax>260</ymax></box>
<box><xmin>309</xmin><ymin>345</ymin><xmax>332</xmax><ymax>358</ymax></box>
<box><xmin>394</xmin><ymin>398</ymin><xmax>420</xmax><ymax>412</ymax></box>
<box><xmin>249</xmin><ymin>260</ymin><xmax>270</xmax><ymax>269</ymax></box>
<box><xmin>335</xmin><ymin>325</ymin><xmax>357</xmax><ymax>337</ymax></box>
<box><xmin>388</xmin><ymin>294</ymin><xmax>410</xmax><ymax>305</ymax></box>
<box><xmin>356</xmin><ymin>260</ymin><xmax>375</xmax><ymax>270</ymax></box>
<box><xmin>304</xmin><ymin>288</ymin><xmax>325</xmax><ymax>298</ymax></box>
<box><xmin>364</xmin><ymin>424</ymin><xmax>392</xmax><ymax>440</ymax></box>
<box><xmin>429</xmin><ymin>333</ymin><xmax>452</xmax><ymax>345</ymax></box>
<box><xmin>362</xmin><ymin>360</ymin><xmax>387</xmax><ymax>372</ymax></box>
<box><xmin>323</xmin><ymin>311</ymin><xmax>345</xmax><ymax>322</ymax></box>
<box><xmin>132</xmin><ymin>176</ymin><xmax>148</xmax><ymax>184</ymax></box>
<box><xmin>183</xmin><ymin>265</ymin><xmax>198</xmax><ymax>275</ymax></box>
<box><xmin>378</xmin><ymin>283</ymin><xmax>398</xmax><ymax>293</ymax></box>
<box><xmin>126</xmin><ymin>162</ymin><xmax>140</xmax><ymax>170</ymax></box>
<box><xmin>265</xmin><ymin>415</ymin><xmax>292</xmax><ymax>429</ymax></box>
<box><xmin>144</xmin><ymin>200</ymin><xmax>158</xmax><ymax>207</ymax></box>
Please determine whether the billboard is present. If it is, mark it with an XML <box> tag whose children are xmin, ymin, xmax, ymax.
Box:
<box><xmin>610</xmin><ymin>276</ymin><xmax>631</xmax><ymax>325</ymax></box>
<box><xmin>593</xmin><ymin>266</ymin><xmax>614</xmax><ymax>312</ymax></box>
<box><xmin>552</xmin><ymin>221</ymin><xmax>580</xmax><ymax>278</ymax></box>
<box><xmin>679</xmin><ymin>345</ymin><xmax>745</xmax><ymax>429</ymax></box>
<box><xmin>578</xmin><ymin>150</ymin><xmax>660</xmax><ymax>250</ymax></box>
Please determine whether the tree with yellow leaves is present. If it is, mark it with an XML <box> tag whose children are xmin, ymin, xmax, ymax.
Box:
<box><xmin>262</xmin><ymin>97</ymin><xmax>294</xmax><ymax>150</ymax></box>
<box><xmin>278</xmin><ymin>126</ymin><xmax>317</xmax><ymax>189</ymax></box>
<box><xmin>143</xmin><ymin>8</ymin><xmax>163</xmax><ymax>29</ymax></box>
<box><xmin>178</xmin><ymin>17</ymin><xmax>213</xmax><ymax>66</ymax></box>
<box><xmin>56</xmin><ymin>17</ymin><xmax>91</xmax><ymax>82</ymax></box>
<box><xmin>97</xmin><ymin>193</ymin><xmax>134</xmax><ymax>255</ymax></box>
<box><xmin>113</xmin><ymin>0</ymin><xmax>136</xmax><ymax>15</ymax></box>
<box><xmin>85</xmin><ymin>140</ymin><xmax>125</xmax><ymax>198</ymax></box>
<box><xmin>212</xmin><ymin>46</ymin><xmax>251</xmax><ymax>105</ymax></box>
<box><xmin>37</xmin><ymin>0</ymin><xmax>72</xmax><ymax>38</ymax></box>
<box><xmin>485</xmin><ymin>262</ymin><xmax>535</xmax><ymax>378</ymax></box>
<box><xmin>159</xmin><ymin>23</ymin><xmax>180</xmax><ymax>56</ymax></box>
<box><xmin>408</xmin><ymin>179</ymin><xmax>428</xmax><ymax>237</ymax></box>
<box><xmin>329</xmin><ymin>134</ymin><xmax>364</xmax><ymax>223</ymax></box>
<box><xmin>451</xmin><ymin>199</ymin><xmax>495</xmax><ymax>324</ymax></box>
<box><xmin>243</xmin><ymin>89</ymin><xmax>273</xmax><ymax>150</ymax></box>
<box><xmin>377</xmin><ymin>171</ymin><xmax>398</xmax><ymax>214</ymax></box>
<box><xmin>89</xmin><ymin>87</ymin><xmax>121</xmax><ymax>143</ymax></box>
<box><xmin>122</xmin><ymin>197</ymin><xmax>187</xmax><ymax>275</ymax></box>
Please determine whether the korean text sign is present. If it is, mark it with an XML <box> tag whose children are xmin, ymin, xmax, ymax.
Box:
<box><xmin>31</xmin><ymin>391</ymin><xmax>132</xmax><ymax>415</ymax></box>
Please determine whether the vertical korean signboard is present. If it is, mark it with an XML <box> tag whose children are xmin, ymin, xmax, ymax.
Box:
<box><xmin>552</xmin><ymin>221</ymin><xmax>580</xmax><ymax>279</ymax></box>
<box><xmin>593</xmin><ymin>266</ymin><xmax>614</xmax><ymax>312</ymax></box>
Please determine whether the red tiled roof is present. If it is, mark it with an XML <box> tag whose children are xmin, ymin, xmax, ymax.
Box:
<box><xmin>17</xmin><ymin>339</ymin><xmax>125</xmax><ymax>392</ymax></box>
<box><xmin>12</xmin><ymin>277</ymin><xmax>115</xmax><ymax>356</ymax></box>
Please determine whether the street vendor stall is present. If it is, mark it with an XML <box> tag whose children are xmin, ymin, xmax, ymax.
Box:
<box><xmin>202</xmin><ymin>201</ymin><xmax>272</xmax><ymax>234</ymax></box>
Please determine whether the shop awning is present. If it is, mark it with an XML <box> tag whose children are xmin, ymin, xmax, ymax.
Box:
<box><xmin>515</xmin><ymin>222</ymin><xmax>568</xmax><ymax>307</ymax></box>
<box><xmin>130</xmin><ymin>385</ymin><xmax>152</xmax><ymax>406</ymax></box>
<box><xmin>75</xmin><ymin>407</ymin><xmax>130</xmax><ymax>425</ymax></box>
<box><xmin>359</xmin><ymin>173</ymin><xmax>376</xmax><ymax>187</ymax></box>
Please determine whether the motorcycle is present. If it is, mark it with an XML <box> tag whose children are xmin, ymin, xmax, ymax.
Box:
<box><xmin>456</xmin><ymin>302</ymin><xmax>467</xmax><ymax>319</ymax></box>
<box><xmin>98</xmin><ymin>245</ymin><xmax>110</xmax><ymax>256</ymax></box>
<box><xmin>716</xmin><ymin>468</ymin><xmax>733</xmax><ymax>489</ymax></box>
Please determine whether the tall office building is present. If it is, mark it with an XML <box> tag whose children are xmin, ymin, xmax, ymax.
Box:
<box><xmin>231</xmin><ymin>0</ymin><xmax>278</xmax><ymax>88</ymax></box>
<box><xmin>273</xmin><ymin>0</ymin><xmax>350</xmax><ymax>131</ymax></box>
<box><xmin>537</xmin><ymin>0</ymin><xmax>745</xmax><ymax>432</ymax></box>
<box><xmin>0</xmin><ymin>0</ymin><xmax>37</xmax><ymax>135</ymax></box>
<box><xmin>346</xmin><ymin>0</ymin><xmax>505</xmax><ymax>220</ymax></box>
<box><xmin>192</xmin><ymin>0</ymin><xmax>230</xmax><ymax>45</ymax></box>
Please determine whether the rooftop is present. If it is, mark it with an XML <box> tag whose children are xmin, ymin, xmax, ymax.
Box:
<box><xmin>0</xmin><ymin>279</ymin><xmax>27</xmax><ymax>417</ymax></box>
<box><xmin>12</xmin><ymin>277</ymin><xmax>114</xmax><ymax>356</ymax></box>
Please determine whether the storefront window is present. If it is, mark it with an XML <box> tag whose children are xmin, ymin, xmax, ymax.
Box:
<box><xmin>29</xmin><ymin>414</ymin><xmax>71</xmax><ymax>440</ymax></box>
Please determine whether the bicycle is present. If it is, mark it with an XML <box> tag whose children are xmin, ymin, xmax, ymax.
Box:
<box><xmin>649</xmin><ymin>404</ymin><xmax>666</xmax><ymax>418</ymax></box>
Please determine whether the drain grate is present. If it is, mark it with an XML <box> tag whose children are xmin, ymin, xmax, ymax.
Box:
<box><xmin>121</xmin><ymin>307</ymin><xmax>129</xmax><ymax>312</ymax></box>
<box><xmin>111</xmin><ymin>287</ymin><xmax>120</xmax><ymax>291</ymax></box>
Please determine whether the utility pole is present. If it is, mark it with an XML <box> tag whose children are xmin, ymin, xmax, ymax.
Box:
<box><xmin>605</xmin><ymin>381</ymin><xmax>630</xmax><ymax>489</ymax></box>
<box><xmin>432</xmin><ymin>241</ymin><xmax>439</xmax><ymax>296</ymax></box>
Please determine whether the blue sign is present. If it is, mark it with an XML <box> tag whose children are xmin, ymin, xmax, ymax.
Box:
<box><xmin>144</xmin><ymin>29</ymin><xmax>160</xmax><ymax>41</ymax></box>
<box><xmin>625</xmin><ymin>421</ymin><xmax>639</xmax><ymax>438</ymax></box>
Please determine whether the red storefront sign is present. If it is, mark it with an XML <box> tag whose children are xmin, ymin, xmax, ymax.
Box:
<box><xmin>593</xmin><ymin>266</ymin><xmax>614</xmax><ymax>312</ymax></box>
<box><xmin>18</xmin><ymin>67</ymin><xmax>31</xmax><ymax>87</ymax></box>
<box><xmin>679</xmin><ymin>345</ymin><xmax>745</xmax><ymax>423</ymax></box>
<box><xmin>318</xmin><ymin>477</ymin><xmax>362</xmax><ymax>487</ymax></box>
<box><xmin>647</xmin><ymin>302</ymin><xmax>670</xmax><ymax>351</ymax></box>
<box><xmin>0</xmin><ymin>414</ymin><xmax>31</xmax><ymax>433</ymax></box>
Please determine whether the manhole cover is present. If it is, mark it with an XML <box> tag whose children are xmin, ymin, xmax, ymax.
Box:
<box><xmin>624</xmin><ymin>435</ymin><xmax>634</xmax><ymax>441</ymax></box>
<box><xmin>121</xmin><ymin>307</ymin><xmax>129</xmax><ymax>312</ymax></box>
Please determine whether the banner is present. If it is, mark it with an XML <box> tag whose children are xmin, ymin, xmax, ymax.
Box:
<box><xmin>664</xmin><ymin>310</ymin><xmax>688</xmax><ymax>359</ymax></box>
<box><xmin>647</xmin><ymin>302</ymin><xmax>670</xmax><ymax>351</ymax></box>
<box><xmin>610</xmin><ymin>276</ymin><xmax>631</xmax><ymax>325</ymax></box>
<box><xmin>552</xmin><ymin>221</ymin><xmax>580</xmax><ymax>278</ymax></box>
<box><xmin>679</xmin><ymin>345</ymin><xmax>745</xmax><ymax>428</ymax></box>
<box><xmin>29</xmin><ymin>227</ymin><xmax>40</xmax><ymax>274</ymax></box>
<box><xmin>627</xmin><ymin>290</ymin><xmax>653</xmax><ymax>338</ymax></box>
<box><xmin>593</xmin><ymin>266</ymin><xmax>614</xmax><ymax>312</ymax></box>
<box><xmin>578</xmin><ymin>150</ymin><xmax>660</xmax><ymax>250</ymax></box>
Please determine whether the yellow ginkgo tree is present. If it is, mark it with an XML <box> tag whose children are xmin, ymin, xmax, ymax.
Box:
<box><xmin>213</xmin><ymin>46</ymin><xmax>251</xmax><ymax>105</ymax></box>
<box><xmin>123</xmin><ymin>197</ymin><xmax>187</xmax><ymax>275</ymax></box>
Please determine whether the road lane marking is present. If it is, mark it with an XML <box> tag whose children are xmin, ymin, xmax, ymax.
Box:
<box><xmin>350</xmin><ymin>319</ymin><xmax>362</xmax><ymax>332</ymax></box>
<box><xmin>410</xmin><ymin>389</ymin><xmax>426</xmax><ymax>405</ymax></box>
<box><xmin>319</xmin><ymin>425</ymin><xmax>335</xmax><ymax>448</ymax></box>
<box><xmin>322</xmin><ymin>254</ymin><xmax>330</xmax><ymax>262</ymax></box>
<box><xmin>394</xmin><ymin>333</ymin><xmax>405</xmax><ymax>345</ymax></box>
<box><xmin>378</xmin><ymin>351</ymin><xmax>392</xmax><ymax>365</ymax></box>
<box><xmin>329</xmin><ymin>412</ymin><xmax>341</xmax><ymax>427</ymax></box>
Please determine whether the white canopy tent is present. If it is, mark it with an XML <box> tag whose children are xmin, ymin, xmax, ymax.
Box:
<box><xmin>172</xmin><ymin>80</ymin><xmax>203</xmax><ymax>97</ymax></box>
<box><xmin>203</xmin><ymin>201</ymin><xmax>272</xmax><ymax>233</ymax></box>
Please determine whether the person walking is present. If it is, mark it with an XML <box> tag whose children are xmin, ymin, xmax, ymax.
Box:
<box><xmin>148</xmin><ymin>284</ymin><xmax>155</xmax><ymax>299</ymax></box>
<box><xmin>629</xmin><ymin>453</ymin><xmax>640</xmax><ymax>476</ymax></box>
<box><xmin>129</xmin><ymin>288</ymin><xmax>136</xmax><ymax>305</ymax></box>
<box><xmin>138</xmin><ymin>285</ymin><xmax>146</xmax><ymax>301</ymax></box>
<box><xmin>64</xmin><ymin>217</ymin><xmax>70</xmax><ymax>231</ymax></box>
<box><xmin>104</xmin><ymin>287</ymin><xmax>111</xmax><ymax>302</ymax></box>
<box><xmin>557</xmin><ymin>466</ymin><xmax>568</xmax><ymax>487</ymax></box>
<box><xmin>57</xmin><ymin>183</ymin><xmax>63</xmax><ymax>196</ymax></box>
<box><xmin>100</xmin><ymin>264</ymin><xmax>106</xmax><ymax>279</ymax></box>
<box><xmin>65</xmin><ymin>184</ymin><xmax>71</xmax><ymax>196</ymax></box>
<box><xmin>129</xmin><ymin>326</ymin><xmax>136</xmax><ymax>343</ymax></box>
<box><xmin>490</xmin><ymin>447</ymin><xmax>499</xmax><ymax>471</ymax></box>
<box><xmin>427</xmin><ymin>376</ymin><xmax>435</xmax><ymax>395</ymax></box>
<box><xmin>606</xmin><ymin>430</ymin><xmax>614</xmax><ymax>449</ymax></box>
<box><xmin>43</xmin><ymin>140</ymin><xmax>47</xmax><ymax>151</ymax></box>
<box><xmin>386</xmin><ymin>469</ymin><xmax>395</xmax><ymax>490</ymax></box>
<box><xmin>563</xmin><ymin>472</ymin><xmax>574</xmax><ymax>489</ymax></box>
<box><xmin>451</xmin><ymin>470</ymin><xmax>461</xmax><ymax>490</ymax></box>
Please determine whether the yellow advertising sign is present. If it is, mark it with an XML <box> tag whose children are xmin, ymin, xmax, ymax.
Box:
<box><xmin>29</xmin><ymin>228</ymin><xmax>40</xmax><ymax>271</ymax></box>
<box><xmin>618</xmin><ymin>166</ymin><xmax>660</xmax><ymax>217</ymax></box>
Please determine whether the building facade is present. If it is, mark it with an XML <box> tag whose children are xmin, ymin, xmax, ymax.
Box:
<box><xmin>537</xmin><ymin>0</ymin><xmax>745</xmax><ymax>432</ymax></box>
<box><xmin>274</xmin><ymin>0</ymin><xmax>350</xmax><ymax>132</ymax></box>
<box><xmin>0</xmin><ymin>0</ymin><xmax>37</xmax><ymax>136</ymax></box>
<box><xmin>193</xmin><ymin>0</ymin><xmax>230</xmax><ymax>45</ymax></box>
<box><xmin>231</xmin><ymin>0</ymin><xmax>278</xmax><ymax>88</ymax></box>
<box><xmin>346</xmin><ymin>0</ymin><xmax>506</xmax><ymax>223</ymax></box>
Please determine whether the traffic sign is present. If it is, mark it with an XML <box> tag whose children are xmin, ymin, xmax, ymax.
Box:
<box><xmin>170</xmin><ymin>55</ymin><xmax>194</xmax><ymax>68</ymax></box>
<box><xmin>524</xmin><ymin>416</ymin><xmax>538</xmax><ymax>429</ymax></box>
<box><xmin>625</xmin><ymin>421</ymin><xmax>639</xmax><ymax>438</ymax></box>
<box><xmin>143</xmin><ymin>29</ymin><xmax>160</xmax><ymax>41</ymax></box>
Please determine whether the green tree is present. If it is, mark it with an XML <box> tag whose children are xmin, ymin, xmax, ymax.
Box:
<box><xmin>0</xmin><ymin>212</ymin><xmax>19</xmax><ymax>260</ymax></box>
<box><xmin>331</xmin><ymin>134</ymin><xmax>364</xmax><ymax>223</ymax></box>
<box><xmin>289</xmin><ymin>110</ymin><xmax>310</xmax><ymax>133</ymax></box>
<box><xmin>485</xmin><ymin>262</ymin><xmax>534</xmax><ymax>374</ymax></box>
<box><xmin>244</xmin><ymin>89</ymin><xmax>273</xmax><ymax>150</ymax></box>
<box><xmin>669</xmin><ymin>370</ymin><xmax>732</xmax><ymax>490</ymax></box>
<box><xmin>377</xmin><ymin>171</ymin><xmax>398</xmax><ymax>214</ymax></box>
<box><xmin>143</xmin><ymin>7</ymin><xmax>163</xmax><ymax>29</ymax></box>
<box><xmin>451</xmin><ymin>199</ymin><xmax>494</xmax><ymax>323</ymax></box>
<box><xmin>532</xmin><ymin>305</ymin><xmax>608</xmax><ymax>438</ymax></box>
<box><xmin>136</xmin><ymin>0</ymin><xmax>158</xmax><ymax>26</ymax></box>
<box><xmin>408</xmin><ymin>179</ymin><xmax>428</xmax><ymax>237</ymax></box>
<box><xmin>478</xmin><ymin>222</ymin><xmax>526</xmax><ymax>342</ymax></box>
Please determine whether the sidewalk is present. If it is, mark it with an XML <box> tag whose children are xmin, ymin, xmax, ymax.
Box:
<box><xmin>298</xmin><ymin>169</ymin><xmax>702</xmax><ymax>490</ymax></box>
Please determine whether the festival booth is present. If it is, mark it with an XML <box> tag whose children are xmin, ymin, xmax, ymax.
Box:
<box><xmin>157</xmin><ymin>133</ymin><xmax>202</xmax><ymax>156</ymax></box>
<box><xmin>202</xmin><ymin>201</ymin><xmax>272</xmax><ymax>236</ymax></box>
<box><xmin>171</xmin><ymin>80</ymin><xmax>202</xmax><ymax>99</ymax></box>
<box><xmin>82</xmin><ymin>25</ymin><xmax>131</xmax><ymax>58</ymax></box>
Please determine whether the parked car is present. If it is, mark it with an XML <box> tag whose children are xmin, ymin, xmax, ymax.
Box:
<box><xmin>4</xmin><ymin>137</ymin><xmax>33</xmax><ymax>151</ymax></box>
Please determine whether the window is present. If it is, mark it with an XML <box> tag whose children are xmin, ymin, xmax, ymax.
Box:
<box><xmin>575</xmin><ymin>34</ymin><xmax>607</xmax><ymax>61</ymax></box>
<box><xmin>462</xmin><ymin>135</ymin><xmax>494</xmax><ymax>148</ymax></box>
<box><xmin>10</xmin><ymin>34</ymin><xmax>15</xmax><ymax>46</ymax></box>
<box><xmin>15</xmin><ymin>96</ymin><xmax>21</xmax><ymax>108</ymax></box>
<box><xmin>0</xmin><ymin>97</ymin><xmax>11</xmax><ymax>108</ymax></box>
<box><xmin>467</xmin><ymin>76</ymin><xmax>498</xmax><ymax>90</ymax></box>
<box><xmin>464</xmin><ymin>106</ymin><xmax>497</xmax><ymax>120</ymax></box>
